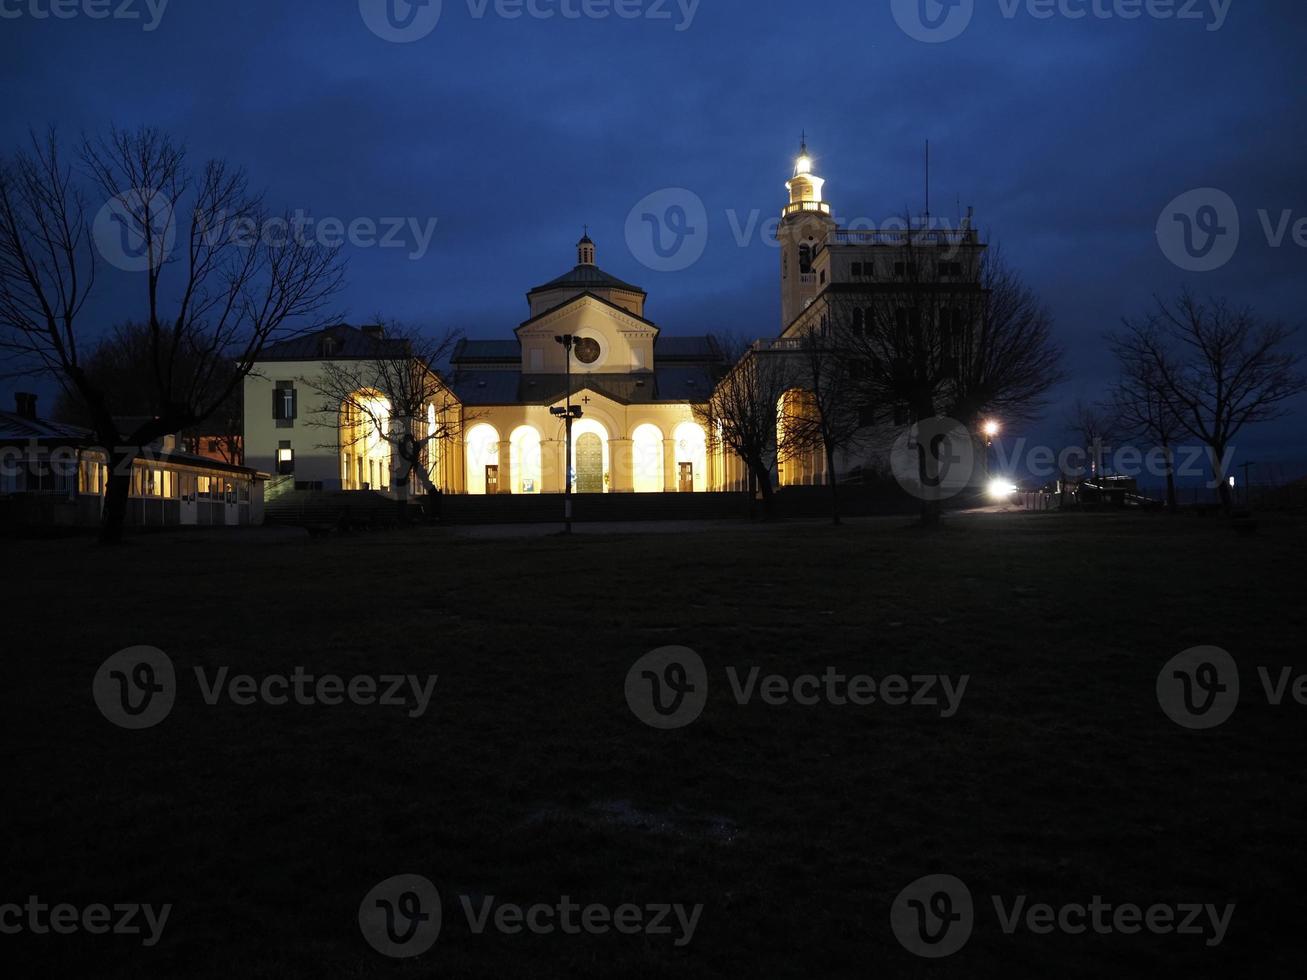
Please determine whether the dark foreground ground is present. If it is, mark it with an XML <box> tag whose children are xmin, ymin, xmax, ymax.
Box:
<box><xmin>4</xmin><ymin>511</ymin><xmax>1305</xmax><ymax>978</ymax></box>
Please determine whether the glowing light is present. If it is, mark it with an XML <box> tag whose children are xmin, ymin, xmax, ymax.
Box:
<box><xmin>987</xmin><ymin>478</ymin><xmax>1019</xmax><ymax>500</ymax></box>
<box><xmin>795</xmin><ymin>154</ymin><xmax>812</xmax><ymax>175</ymax></box>
<box><xmin>983</xmin><ymin>419</ymin><xmax>1001</xmax><ymax>438</ymax></box>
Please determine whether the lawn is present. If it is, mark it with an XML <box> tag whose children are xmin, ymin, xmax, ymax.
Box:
<box><xmin>4</xmin><ymin>511</ymin><xmax>1305</xmax><ymax>977</ymax></box>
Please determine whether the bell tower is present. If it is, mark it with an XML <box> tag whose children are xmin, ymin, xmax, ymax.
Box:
<box><xmin>577</xmin><ymin>229</ymin><xmax>596</xmax><ymax>266</ymax></box>
<box><xmin>778</xmin><ymin>137</ymin><xmax>837</xmax><ymax>328</ymax></box>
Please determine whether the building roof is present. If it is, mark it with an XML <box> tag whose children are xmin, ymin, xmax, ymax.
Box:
<box><xmin>527</xmin><ymin>263</ymin><xmax>646</xmax><ymax>297</ymax></box>
<box><xmin>516</xmin><ymin>290</ymin><xmax>660</xmax><ymax>333</ymax></box>
<box><xmin>0</xmin><ymin>411</ymin><xmax>94</xmax><ymax>441</ymax></box>
<box><xmin>257</xmin><ymin>323</ymin><xmax>411</xmax><ymax>362</ymax></box>
<box><xmin>656</xmin><ymin>336</ymin><xmax>723</xmax><ymax>361</ymax></box>
<box><xmin>0</xmin><ymin>411</ymin><xmax>263</xmax><ymax>477</ymax></box>
<box><xmin>451</xmin><ymin>339</ymin><xmax>520</xmax><ymax>364</ymax></box>
<box><xmin>450</xmin><ymin>367</ymin><xmax>719</xmax><ymax>407</ymax></box>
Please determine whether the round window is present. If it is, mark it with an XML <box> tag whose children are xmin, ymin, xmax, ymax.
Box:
<box><xmin>574</xmin><ymin>337</ymin><xmax>601</xmax><ymax>365</ymax></box>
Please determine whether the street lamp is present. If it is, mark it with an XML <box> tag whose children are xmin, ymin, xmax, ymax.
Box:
<box><xmin>553</xmin><ymin>334</ymin><xmax>584</xmax><ymax>534</ymax></box>
<box><xmin>982</xmin><ymin>419</ymin><xmax>1000</xmax><ymax>480</ymax></box>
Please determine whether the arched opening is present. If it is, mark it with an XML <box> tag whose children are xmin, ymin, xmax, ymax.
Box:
<box><xmin>777</xmin><ymin>389</ymin><xmax>818</xmax><ymax>487</ymax></box>
<box><xmin>465</xmin><ymin>423</ymin><xmax>501</xmax><ymax>495</ymax></box>
<box><xmin>423</xmin><ymin>403</ymin><xmax>442</xmax><ymax>491</ymax></box>
<box><xmin>510</xmin><ymin>425</ymin><xmax>542</xmax><ymax>494</ymax></box>
<box><xmin>569</xmin><ymin>418</ymin><xmax>610</xmax><ymax>494</ymax></box>
<box><xmin>340</xmin><ymin>389</ymin><xmax>392</xmax><ymax>491</ymax></box>
<box><xmin>673</xmin><ymin>421</ymin><xmax>707</xmax><ymax>493</ymax></box>
<box><xmin>631</xmin><ymin>423</ymin><xmax>664</xmax><ymax>494</ymax></box>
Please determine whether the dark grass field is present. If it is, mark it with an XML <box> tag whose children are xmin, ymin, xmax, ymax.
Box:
<box><xmin>5</xmin><ymin>511</ymin><xmax>1305</xmax><ymax>977</ymax></box>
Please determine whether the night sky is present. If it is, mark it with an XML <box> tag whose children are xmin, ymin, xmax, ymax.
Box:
<box><xmin>3</xmin><ymin>0</ymin><xmax>1304</xmax><ymax>480</ymax></box>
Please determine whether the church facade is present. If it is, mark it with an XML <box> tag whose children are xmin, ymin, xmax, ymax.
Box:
<box><xmin>243</xmin><ymin>142</ymin><xmax>984</xmax><ymax>498</ymax></box>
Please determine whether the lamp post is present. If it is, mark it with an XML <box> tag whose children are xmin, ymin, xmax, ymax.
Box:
<box><xmin>552</xmin><ymin>334</ymin><xmax>584</xmax><ymax>534</ymax></box>
<box><xmin>1240</xmin><ymin>460</ymin><xmax>1257</xmax><ymax>508</ymax></box>
<box><xmin>982</xmin><ymin>419</ymin><xmax>1000</xmax><ymax>481</ymax></box>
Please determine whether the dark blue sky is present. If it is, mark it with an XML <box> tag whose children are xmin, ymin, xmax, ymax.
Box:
<box><xmin>3</xmin><ymin>0</ymin><xmax>1304</xmax><ymax>481</ymax></box>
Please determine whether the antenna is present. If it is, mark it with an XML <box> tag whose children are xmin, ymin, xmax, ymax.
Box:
<box><xmin>924</xmin><ymin>139</ymin><xmax>931</xmax><ymax>227</ymax></box>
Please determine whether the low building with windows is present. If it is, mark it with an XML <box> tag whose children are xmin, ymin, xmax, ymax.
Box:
<box><xmin>0</xmin><ymin>394</ymin><xmax>267</xmax><ymax>529</ymax></box>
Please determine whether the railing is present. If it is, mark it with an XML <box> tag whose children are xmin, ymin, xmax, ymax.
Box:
<box><xmin>828</xmin><ymin>228</ymin><xmax>976</xmax><ymax>246</ymax></box>
<box><xmin>782</xmin><ymin>201</ymin><xmax>832</xmax><ymax>217</ymax></box>
<box><xmin>798</xmin><ymin>273</ymin><xmax>817</xmax><ymax>284</ymax></box>
<box><xmin>751</xmin><ymin>338</ymin><xmax>804</xmax><ymax>352</ymax></box>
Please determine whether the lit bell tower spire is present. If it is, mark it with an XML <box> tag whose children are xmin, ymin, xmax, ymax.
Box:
<box><xmin>577</xmin><ymin>227</ymin><xmax>596</xmax><ymax>266</ymax></box>
<box><xmin>784</xmin><ymin>133</ymin><xmax>830</xmax><ymax>218</ymax></box>
<box><xmin>778</xmin><ymin>134</ymin><xmax>837</xmax><ymax>328</ymax></box>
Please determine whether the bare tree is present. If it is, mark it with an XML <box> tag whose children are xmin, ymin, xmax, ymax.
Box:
<box><xmin>840</xmin><ymin>227</ymin><xmax>1062</xmax><ymax>526</ymax></box>
<box><xmin>52</xmin><ymin>320</ymin><xmax>244</xmax><ymax>464</ymax></box>
<box><xmin>1115</xmin><ymin>291</ymin><xmax>1306</xmax><ymax>512</ymax></box>
<box><xmin>1109</xmin><ymin>351</ymin><xmax>1183</xmax><ymax>513</ymax></box>
<box><xmin>696</xmin><ymin>334</ymin><xmax>785</xmax><ymax>520</ymax></box>
<box><xmin>945</xmin><ymin>246</ymin><xmax>1064</xmax><ymax>428</ymax></box>
<box><xmin>0</xmin><ymin>127</ymin><xmax>344</xmax><ymax>542</ymax></box>
<box><xmin>301</xmin><ymin>323</ymin><xmax>464</xmax><ymax>518</ymax></box>
<box><xmin>1065</xmin><ymin>398</ymin><xmax>1116</xmax><ymax>485</ymax></box>
<box><xmin>780</xmin><ymin>323</ymin><xmax>868</xmax><ymax>524</ymax></box>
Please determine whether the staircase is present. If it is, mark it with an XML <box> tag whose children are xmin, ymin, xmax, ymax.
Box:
<box><xmin>263</xmin><ymin>490</ymin><xmax>400</xmax><ymax>533</ymax></box>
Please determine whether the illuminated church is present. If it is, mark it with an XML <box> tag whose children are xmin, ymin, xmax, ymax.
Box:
<box><xmin>243</xmin><ymin>141</ymin><xmax>983</xmax><ymax>497</ymax></box>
